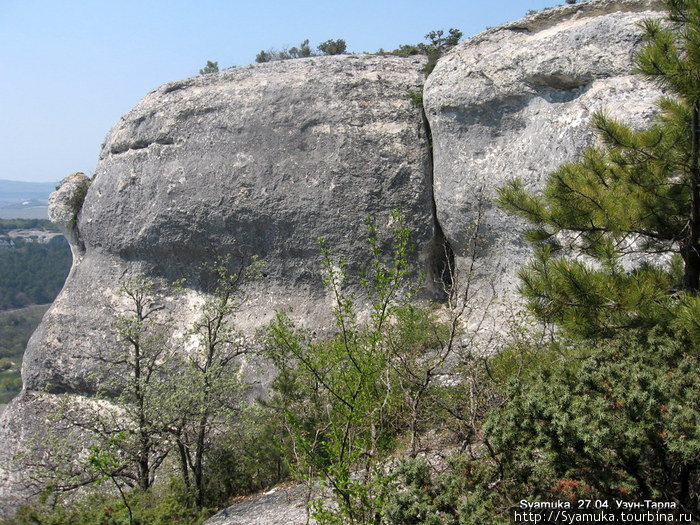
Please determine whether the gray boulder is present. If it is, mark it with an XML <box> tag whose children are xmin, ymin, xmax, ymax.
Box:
<box><xmin>424</xmin><ymin>0</ymin><xmax>664</xmax><ymax>303</ymax></box>
<box><xmin>0</xmin><ymin>54</ymin><xmax>437</xmax><ymax>512</ymax></box>
<box><xmin>47</xmin><ymin>172</ymin><xmax>90</xmax><ymax>260</ymax></box>
<box><xmin>24</xmin><ymin>54</ymin><xmax>436</xmax><ymax>394</ymax></box>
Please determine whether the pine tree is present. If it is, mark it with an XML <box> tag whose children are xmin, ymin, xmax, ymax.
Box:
<box><xmin>199</xmin><ymin>60</ymin><xmax>219</xmax><ymax>75</ymax></box>
<box><xmin>496</xmin><ymin>0</ymin><xmax>700</xmax><ymax>338</ymax></box>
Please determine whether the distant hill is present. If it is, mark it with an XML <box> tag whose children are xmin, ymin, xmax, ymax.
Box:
<box><xmin>0</xmin><ymin>180</ymin><xmax>58</xmax><ymax>219</ymax></box>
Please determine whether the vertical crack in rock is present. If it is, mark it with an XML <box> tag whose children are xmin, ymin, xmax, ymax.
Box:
<box><xmin>421</xmin><ymin>103</ymin><xmax>455</xmax><ymax>299</ymax></box>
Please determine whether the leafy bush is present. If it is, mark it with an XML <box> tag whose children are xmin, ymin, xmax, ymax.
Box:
<box><xmin>476</xmin><ymin>330</ymin><xmax>700</xmax><ymax>519</ymax></box>
<box><xmin>8</xmin><ymin>479</ymin><xmax>208</xmax><ymax>525</ymax></box>
<box><xmin>263</xmin><ymin>211</ymin><xmax>457</xmax><ymax>523</ymax></box>
<box><xmin>202</xmin><ymin>405</ymin><xmax>290</xmax><ymax>506</ymax></box>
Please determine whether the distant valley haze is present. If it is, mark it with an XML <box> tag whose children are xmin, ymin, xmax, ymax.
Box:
<box><xmin>0</xmin><ymin>180</ymin><xmax>58</xmax><ymax>219</ymax></box>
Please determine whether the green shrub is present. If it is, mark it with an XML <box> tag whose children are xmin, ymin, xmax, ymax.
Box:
<box><xmin>263</xmin><ymin>211</ymin><xmax>456</xmax><ymax>523</ymax></box>
<box><xmin>390</xmin><ymin>28</ymin><xmax>462</xmax><ymax>75</ymax></box>
<box><xmin>407</xmin><ymin>90</ymin><xmax>423</xmax><ymax>108</ymax></box>
<box><xmin>202</xmin><ymin>405</ymin><xmax>290</xmax><ymax>506</ymax></box>
<box><xmin>481</xmin><ymin>330</ymin><xmax>700</xmax><ymax>519</ymax></box>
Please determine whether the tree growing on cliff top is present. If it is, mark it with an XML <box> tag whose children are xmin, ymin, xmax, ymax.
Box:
<box><xmin>496</xmin><ymin>0</ymin><xmax>700</xmax><ymax>338</ymax></box>
<box><xmin>318</xmin><ymin>39</ymin><xmax>347</xmax><ymax>55</ymax></box>
<box><xmin>199</xmin><ymin>60</ymin><xmax>219</xmax><ymax>75</ymax></box>
<box><xmin>390</xmin><ymin>28</ymin><xmax>462</xmax><ymax>75</ymax></box>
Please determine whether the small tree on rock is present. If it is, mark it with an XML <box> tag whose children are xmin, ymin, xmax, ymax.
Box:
<box><xmin>199</xmin><ymin>60</ymin><xmax>219</xmax><ymax>75</ymax></box>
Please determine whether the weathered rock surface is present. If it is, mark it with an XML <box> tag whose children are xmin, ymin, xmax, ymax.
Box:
<box><xmin>204</xmin><ymin>484</ymin><xmax>314</xmax><ymax>525</ymax></box>
<box><xmin>24</xmin><ymin>54</ymin><xmax>435</xmax><ymax>394</ymax></box>
<box><xmin>0</xmin><ymin>54</ymin><xmax>435</xmax><ymax>511</ymax></box>
<box><xmin>47</xmin><ymin>172</ymin><xmax>90</xmax><ymax>259</ymax></box>
<box><xmin>424</xmin><ymin>0</ymin><xmax>663</xmax><ymax>302</ymax></box>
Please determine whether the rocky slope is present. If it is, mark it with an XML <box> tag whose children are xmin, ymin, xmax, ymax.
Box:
<box><xmin>0</xmin><ymin>0</ymin><xmax>666</xmax><ymax>515</ymax></box>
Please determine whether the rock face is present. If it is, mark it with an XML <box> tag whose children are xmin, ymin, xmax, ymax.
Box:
<box><xmin>424</xmin><ymin>0</ymin><xmax>663</xmax><ymax>301</ymax></box>
<box><xmin>0</xmin><ymin>0</ymin><xmax>669</xmax><ymax>515</ymax></box>
<box><xmin>0</xmin><ymin>55</ymin><xmax>435</xmax><ymax>511</ymax></box>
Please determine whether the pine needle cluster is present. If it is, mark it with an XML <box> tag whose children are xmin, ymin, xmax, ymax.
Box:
<box><xmin>496</xmin><ymin>0</ymin><xmax>700</xmax><ymax>338</ymax></box>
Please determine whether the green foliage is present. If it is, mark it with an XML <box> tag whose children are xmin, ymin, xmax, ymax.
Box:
<box><xmin>389</xmin><ymin>28</ymin><xmax>462</xmax><ymax>75</ymax></box>
<box><xmin>8</xmin><ymin>479</ymin><xmax>208</xmax><ymax>525</ymax></box>
<box><xmin>0</xmin><ymin>305</ymin><xmax>51</xmax><ymax>403</ymax></box>
<box><xmin>255</xmin><ymin>38</ymin><xmax>347</xmax><ymax>63</ymax></box>
<box><xmin>318</xmin><ymin>39</ymin><xmax>347</xmax><ymax>55</ymax></box>
<box><xmin>0</xmin><ymin>219</ymin><xmax>60</xmax><ymax>235</ymax></box>
<box><xmin>376</xmin><ymin>2</ymin><xmax>700</xmax><ymax>522</ymax></box>
<box><xmin>255</xmin><ymin>38</ymin><xmax>341</xmax><ymax>63</ymax></box>
<box><xmin>199</xmin><ymin>60</ymin><xmax>219</xmax><ymax>75</ymax></box>
<box><xmin>167</xmin><ymin>256</ymin><xmax>260</xmax><ymax>508</ymax></box>
<box><xmin>201</xmin><ymin>405</ymin><xmax>290</xmax><ymax>504</ymax></box>
<box><xmin>34</xmin><ymin>276</ymin><xmax>180</xmax><ymax>502</ymax></box>
<box><xmin>255</xmin><ymin>49</ymin><xmax>272</xmax><ymax>63</ymax></box>
<box><xmin>0</xmin><ymin>373</ymin><xmax>21</xmax><ymax>404</ymax></box>
<box><xmin>382</xmin><ymin>457</ymin><xmax>460</xmax><ymax>524</ymax></box>
<box><xmin>407</xmin><ymin>90</ymin><xmax>423</xmax><ymax>108</ymax></box>
<box><xmin>264</xmin><ymin>210</ymin><xmax>454</xmax><ymax>523</ymax></box>
<box><xmin>289</xmin><ymin>39</ymin><xmax>312</xmax><ymax>58</ymax></box>
<box><xmin>9</xmin><ymin>258</ymin><xmax>278</xmax><ymax>519</ymax></box>
<box><xmin>381</xmin><ymin>455</ymin><xmax>508</xmax><ymax>525</ymax></box>
<box><xmin>476</xmin><ymin>3</ymin><xmax>700</xmax><ymax>520</ymax></box>
<box><xmin>0</xmin><ymin>237</ymin><xmax>71</xmax><ymax>310</ymax></box>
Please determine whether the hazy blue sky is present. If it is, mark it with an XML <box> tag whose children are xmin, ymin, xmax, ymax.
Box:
<box><xmin>1</xmin><ymin>0</ymin><xmax>560</xmax><ymax>183</ymax></box>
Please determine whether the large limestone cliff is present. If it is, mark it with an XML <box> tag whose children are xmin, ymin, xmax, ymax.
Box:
<box><xmin>0</xmin><ymin>54</ymin><xmax>435</xmax><ymax>510</ymax></box>
<box><xmin>0</xmin><ymin>0</ymin><xmax>666</xmax><ymax>515</ymax></box>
